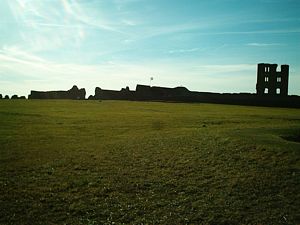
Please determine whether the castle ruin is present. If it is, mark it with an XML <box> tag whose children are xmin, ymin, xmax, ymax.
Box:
<box><xmin>256</xmin><ymin>63</ymin><xmax>289</xmax><ymax>96</ymax></box>
<box><xmin>1</xmin><ymin>63</ymin><xmax>298</xmax><ymax>107</ymax></box>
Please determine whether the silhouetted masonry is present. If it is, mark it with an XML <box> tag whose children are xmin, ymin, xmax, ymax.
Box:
<box><xmin>28</xmin><ymin>85</ymin><xmax>86</xmax><ymax>100</ymax></box>
<box><xmin>90</xmin><ymin>85</ymin><xmax>191</xmax><ymax>101</ymax></box>
<box><xmin>89</xmin><ymin>63</ymin><xmax>300</xmax><ymax>108</ymax></box>
<box><xmin>135</xmin><ymin>85</ymin><xmax>191</xmax><ymax>101</ymax></box>
<box><xmin>256</xmin><ymin>63</ymin><xmax>289</xmax><ymax>96</ymax></box>
<box><xmin>24</xmin><ymin>63</ymin><xmax>300</xmax><ymax>108</ymax></box>
<box><xmin>11</xmin><ymin>95</ymin><xmax>26</xmax><ymax>99</ymax></box>
<box><xmin>90</xmin><ymin>86</ymin><xmax>135</xmax><ymax>100</ymax></box>
<box><xmin>0</xmin><ymin>94</ymin><xmax>26</xmax><ymax>100</ymax></box>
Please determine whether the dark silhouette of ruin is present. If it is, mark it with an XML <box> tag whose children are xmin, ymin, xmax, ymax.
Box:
<box><xmin>28</xmin><ymin>85</ymin><xmax>86</xmax><ymax>100</ymax></box>
<box><xmin>2</xmin><ymin>63</ymin><xmax>297</xmax><ymax>107</ymax></box>
<box><xmin>256</xmin><ymin>63</ymin><xmax>289</xmax><ymax>96</ymax></box>
<box><xmin>88</xmin><ymin>84</ymin><xmax>300</xmax><ymax>108</ymax></box>
<box><xmin>11</xmin><ymin>95</ymin><xmax>26</xmax><ymax>99</ymax></box>
<box><xmin>0</xmin><ymin>94</ymin><xmax>26</xmax><ymax>100</ymax></box>
<box><xmin>84</xmin><ymin>63</ymin><xmax>299</xmax><ymax>108</ymax></box>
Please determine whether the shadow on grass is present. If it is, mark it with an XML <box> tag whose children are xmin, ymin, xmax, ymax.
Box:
<box><xmin>281</xmin><ymin>133</ymin><xmax>300</xmax><ymax>143</ymax></box>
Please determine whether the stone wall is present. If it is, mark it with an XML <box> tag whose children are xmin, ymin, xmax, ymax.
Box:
<box><xmin>28</xmin><ymin>85</ymin><xmax>86</xmax><ymax>100</ymax></box>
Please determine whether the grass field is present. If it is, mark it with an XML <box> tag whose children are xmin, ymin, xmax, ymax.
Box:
<box><xmin>0</xmin><ymin>100</ymin><xmax>299</xmax><ymax>225</ymax></box>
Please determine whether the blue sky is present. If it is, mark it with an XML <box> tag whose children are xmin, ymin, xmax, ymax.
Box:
<box><xmin>0</xmin><ymin>0</ymin><xmax>299</xmax><ymax>97</ymax></box>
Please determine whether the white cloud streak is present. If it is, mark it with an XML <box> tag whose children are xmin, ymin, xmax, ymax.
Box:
<box><xmin>60</xmin><ymin>0</ymin><xmax>123</xmax><ymax>33</ymax></box>
<box><xmin>246</xmin><ymin>43</ymin><xmax>285</xmax><ymax>47</ymax></box>
<box><xmin>4</xmin><ymin>0</ymin><xmax>131</xmax><ymax>54</ymax></box>
<box><xmin>168</xmin><ymin>48</ymin><xmax>200</xmax><ymax>54</ymax></box>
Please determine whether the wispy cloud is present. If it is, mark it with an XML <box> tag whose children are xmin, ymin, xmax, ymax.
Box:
<box><xmin>197</xmin><ymin>29</ymin><xmax>300</xmax><ymax>36</ymax></box>
<box><xmin>246</xmin><ymin>43</ymin><xmax>285</xmax><ymax>47</ymax></box>
<box><xmin>4</xmin><ymin>0</ymin><xmax>131</xmax><ymax>54</ymax></box>
<box><xmin>194</xmin><ymin>64</ymin><xmax>255</xmax><ymax>74</ymax></box>
<box><xmin>60</xmin><ymin>0</ymin><xmax>124</xmax><ymax>33</ymax></box>
<box><xmin>168</xmin><ymin>48</ymin><xmax>200</xmax><ymax>54</ymax></box>
<box><xmin>238</xmin><ymin>17</ymin><xmax>300</xmax><ymax>25</ymax></box>
<box><xmin>5</xmin><ymin>0</ymin><xmax>88</xmax><ymax>52</ymax></box>
<box><xmin>121</xmin><ymin>19</ymin><xmax>138</xmax><ymax>26</ymax></box>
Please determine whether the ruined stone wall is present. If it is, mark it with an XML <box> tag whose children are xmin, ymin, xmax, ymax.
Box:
<box><xmin>28</xmin><ymin>85</ymin><xmax>86</xmax><ymax>100</ymax></box>
<box><xmin>94</xmin><ymin>87</ymin><xmax>135</xmax><ymax>100</ymax></box>
<box><xmin>135</xmin><ymin>85</ymin><xmax>191</xmax><ymax>101</ymax></box>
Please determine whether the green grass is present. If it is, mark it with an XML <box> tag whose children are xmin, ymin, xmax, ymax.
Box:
<box><xmin>0</xmin><ymin>100</ymin><xmax>299</xmax><ymax>225</ymax></box>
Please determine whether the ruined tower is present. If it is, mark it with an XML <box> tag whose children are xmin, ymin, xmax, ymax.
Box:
<box><xmin>256</xmin><ymin>63</ymin><xmax>289</xmax><ymax>96</ymax></box>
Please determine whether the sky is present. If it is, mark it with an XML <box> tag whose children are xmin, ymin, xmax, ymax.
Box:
<box><xmin>0</xmin><ymin>0</ymin><xmax>300</xmax><ymax>97</ymax></box>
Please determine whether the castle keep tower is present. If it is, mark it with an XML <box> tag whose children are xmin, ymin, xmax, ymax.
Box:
<box><xmin>256</xmin><ymin>63</ymin><xmax>289</xmax><ymax>96</ymax></box>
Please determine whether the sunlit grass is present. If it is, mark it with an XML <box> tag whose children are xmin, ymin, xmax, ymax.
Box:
<box><xmin>0</xmin><ymin>100</ymin><xmax>299</xmax><ymax>224</ymax></box>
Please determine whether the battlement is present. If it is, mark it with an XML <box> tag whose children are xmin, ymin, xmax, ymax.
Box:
<box><xmin>256</xmin><ymin>63</ymin><xmax>289</xmax><ymax>96</ymax></box>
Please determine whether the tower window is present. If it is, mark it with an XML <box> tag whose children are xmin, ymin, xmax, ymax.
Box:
<box><xmin>265</xmin><ymin>88</ymin><xmax>269</xmax><ymax>94</ymax></box>
<box><xmin>277</xmin><ymin>77</ymin><xmax>281</xmax><ymax>82</ymax></box>
<box><xmin>265</xmin><ymin>76</ymin><xmax>269</xmax><ymax>82</ymax></box>
<box><xmin>276</xmin><ymin>88</ymin><xmax>280</xmax><ymax>94</ymax></box>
